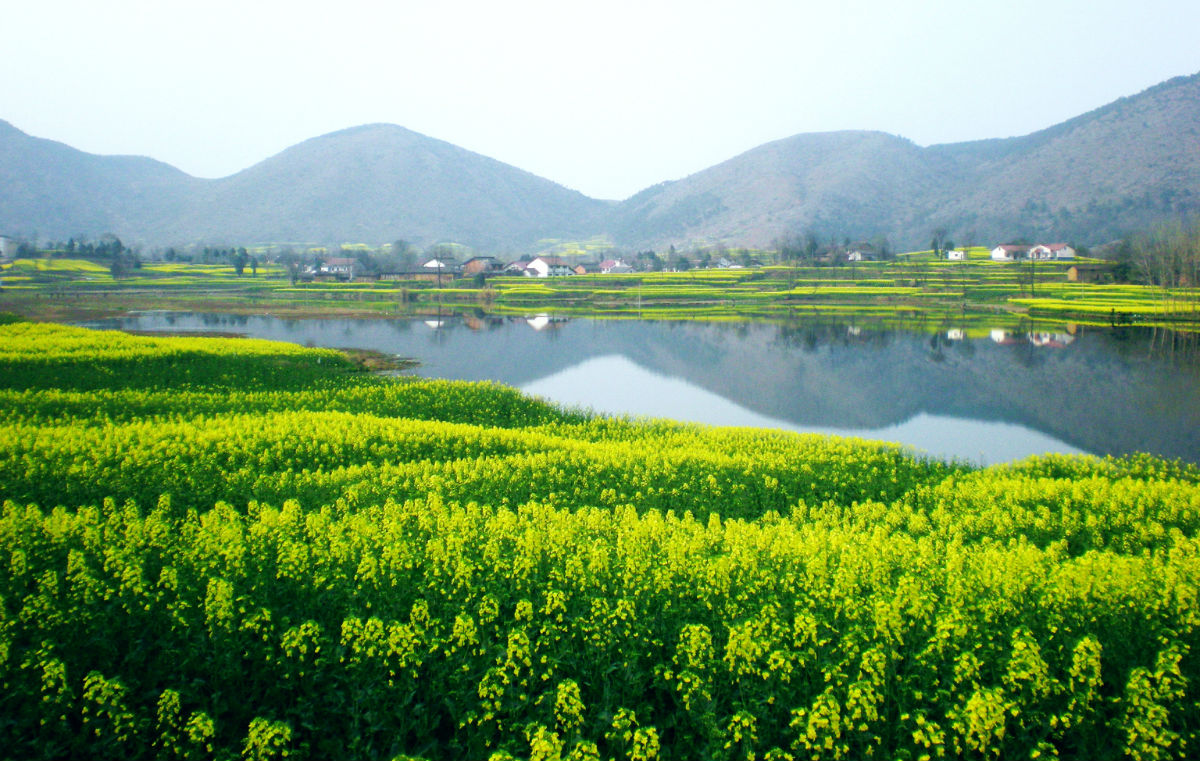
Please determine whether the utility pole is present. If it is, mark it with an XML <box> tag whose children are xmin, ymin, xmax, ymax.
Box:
<box><xmin>1031</xmin><ymin>251</ymin><xmax>1036</xmax><ymax>298</ymax></box>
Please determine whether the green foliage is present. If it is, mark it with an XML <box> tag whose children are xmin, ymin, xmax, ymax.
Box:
<box><xmin>1</xmin><ymin>323</ymin><xmax>1198</xmax><ymax>759</ymax></box>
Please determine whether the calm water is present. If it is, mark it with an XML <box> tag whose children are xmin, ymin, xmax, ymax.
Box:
<box><xmin>83</xmin><ymin>312</ymin><xmax>1200</xmax><ymax>465</ymax></box>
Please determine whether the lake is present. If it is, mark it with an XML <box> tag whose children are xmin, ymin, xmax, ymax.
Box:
<box><xmin>84</xmin><ymin>311</ymin><xmax>1200</xmax><ymax>466</ymax></box>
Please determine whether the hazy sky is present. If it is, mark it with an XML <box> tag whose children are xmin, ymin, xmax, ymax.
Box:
<box><xmin>5</xmin><ymin>0</ymin><xmax>1199</xmax><ymax>199</ymax></box>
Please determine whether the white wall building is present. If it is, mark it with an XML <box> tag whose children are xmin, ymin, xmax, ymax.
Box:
<box><xmin>1029</xmin><ymin>243</ymin><xmax>1076</xmax><ymax>260</ymax></box>
<box><xmin>525</xmin><ymin>256</ymin><xmax>574</xmax><ymax>277</ymax></box>
<box><xmin>990</xmin><ymin>245</ymin><xmax>1028</xmax><ymax>261</ymax></box>
<box><xmin>0</xmin><ymin>236</ymin><xmax>19</xmax><ymax>260</ymax></box>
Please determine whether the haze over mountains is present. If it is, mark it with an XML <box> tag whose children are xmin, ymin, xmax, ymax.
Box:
<box><xmin>3</xmin><ymin>72</ymin><xmax>1198</xmax><ymax>253</ymax></box>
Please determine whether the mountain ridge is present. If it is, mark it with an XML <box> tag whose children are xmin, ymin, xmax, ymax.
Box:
<box><xmin>2</xmin><ymin>71</ymin><xmax>1198</xmax><ymax>251</ymax></box>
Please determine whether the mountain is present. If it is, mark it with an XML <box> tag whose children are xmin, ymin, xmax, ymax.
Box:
<box><xmin>610</xmin><ymin>72</ymin><xmax>1200</xmax><ymax>250</ymax></box>
<box><xmin>918</xmin><ymin>73</ymin><xmax>1200</xmax><ymax>246</ymax></box>
<box><xmin>0</xmin><ymin>119</ymin><xmax>201</xmax><ymax>241</ymax></box>
<box><xmin>0</xmin><ymin>122</ymin><xmax>609</xmax><ymax>250</ymax></box>
<box><xmin>608</xmin><ymin>130</ymin><xmax>948</xmax><ymax>249</ymax></box>
<box><xmin>2</xmin><ymin>71</ymin><xmax>1198</xmax><ymax>251</ymax></box>
<box><xmin>177</xmin><ymin>124</ymin><xmax>609</xmax><ymax>250</ymax></box>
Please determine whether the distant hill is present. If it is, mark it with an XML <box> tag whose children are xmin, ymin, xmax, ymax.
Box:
<box><xmin>0</xmin><ymin>122</ymin><xmax>609</xmax><ymax>250</ymax></box>
<box><xmin>0</xmin><ymin>120</ymin><xmax>201</xmax><ymax>242</ymax></box>
<box><xmin>917</xmin><ymin>73</ymin><xmax>1200</xmax><ymax>247</ymax></box>
<box><xmin>178</xmin><ymin>124</ymin><xmax>610</xmax><ymax>250</ymax></box>
<box><xmin>607</xmin><ymin>130</ymin><xmax>946</xmax><ymax>249</ymax></box>
<box><xmin>612</xmin><ymin>72</ymin><xmax>1200</xmax><ymax>251</ymax></box>
<box><xmin>2</xmin><ymin>71</ymin><xmax>1198</xmax><ymax>251</ymax></box>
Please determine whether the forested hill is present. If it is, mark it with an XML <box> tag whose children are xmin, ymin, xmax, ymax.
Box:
<box><xmin>2</xmin><ymin>71</ymin><xmax>1198</xmax><ymax>250</ymax></box>
<box><xmin>611</xmin><ymin>71</ymin><xmax>1200</xmax><ymax>250</ymax></box>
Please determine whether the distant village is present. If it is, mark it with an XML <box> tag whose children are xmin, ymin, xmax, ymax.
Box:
<box><xmin>304</xmin><ymin>254</ymin><xmax>642</xmax><ymax>283</ymax></box>
<box><xmin>297</xmin><ymin>240</ymin><xmax>1079</xmax><ymax>283</ymax></box>
<box><xmin>0</xmin><ymin>231</ymin><xmax>1101</xmax><ymax>290</ymax></box>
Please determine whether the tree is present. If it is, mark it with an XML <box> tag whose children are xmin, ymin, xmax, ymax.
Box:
<box><xmin>232</xmin><ymin>248</ymin><xmax>250</xmax><ymax>276</ymax></box>
<box><xmin>636</xmin><ymin>250</ymin><xmax>662</xmax><ymax>272</ymax></box>
<box><xmin>397</xmin><ymin>242</ymin><xmax>417</xmax><ymax>270</ymax></box>
<box><xmin>930</xmin><ymin>228</ymin><xmax>948</xmax><ymax>257</ymax></box>
<box><xmin>1130</xmin><ymin>217</ymin><xmax>1200</xmax><ymax>309</ymax></box>
<box><xmin>109</xmin><ymin>251</ymin><xmax>138</xmax><ymax>279</ymax></box>
<box><xmin>870</xmin><ymin>235</ymin><xmax>894</xmax><ymax>261</ymax></box>
<box><xmin>277</xmin><ymin>250</ymin><xmax>302</xmax><ymax>285</ymax></box>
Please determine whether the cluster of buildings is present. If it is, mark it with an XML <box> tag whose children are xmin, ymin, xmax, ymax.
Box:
<box><xmin>299</xmin><ymin>241</ymin><xmax>1080</xmax><ymax>283</ymax></box>
<box><xmin>941</xmin><ymin>244</ymin><xmax>1077</xmax><ymax>261</ymax></box>
<box><xmin>986</xmin><ymin>243</ymin><xmax>1076</xmax><ymax>261</ymax></box>
<box><xmin>310</xmin><ymin>255</ymin><xmax>641</xmax><ymax>282</ymax></box>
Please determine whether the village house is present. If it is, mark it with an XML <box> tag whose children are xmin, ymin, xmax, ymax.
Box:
<box><xmin>1028</xmin><ymin>243</ymin><xmax>1076</xmax><ymax>260</ymax></box>
<box><xmin>311</xmin><ymin>257</ymin><xmax>359</xmax><ymax>281</ymax></box>
<box><xmin>525</xmin><ymin>256</ymin><xmax>574</xmax><ymax>277</ymax></box>
<box><xmin>991</xmin><ymin>242</ymin><xmax>1075</xmax><ymax>262</ymax></box>
<box><xmin>1067</xmin><ymin>264</ymin><xmax>1113</xmax><ymax>283</ymax></box>
<box><xmin>502</xmin><ymin>260</ymin><xmax>531</xmax><ymax>275</ymax></box>
<box><xmin>946</xmin><ymin>249</ymin><xmax>966</xmax><ymax>261</ymax></box>
<box><xmin>0</xmin><ymin>235</ymin><xmax>18</xmax><ymax>260</ymax></box>
<box><xmin>600</xmin><ymin>258</ymin><xmax>635</xmax><ymax>274</ymax></box>
<box><xmin>990</xmin><ymin>244</ymin><xmax>1029</xmax><ymax>261</ymax></box>
<box><xmin>462</xmin><ymin>256</ymin><xmax>502</xmax><ymax>276</ymax></box>
<box><xmin>422</xmin><ymin>256</ymin><xmax>460</xmax><ymax>274</ymax></box>
<box><xmin>845</xmin><ymin>243</ymin><xmax>878</xmax><ymax>262</ymax></box>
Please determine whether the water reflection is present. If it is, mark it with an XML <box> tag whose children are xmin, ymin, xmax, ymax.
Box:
<box><xmin>82</xmin><ymin>312</ymin><xmax>1200</xmax><ymax>465</ymax></box>
<box><xmin>521</xmin><ymin>355</ymin><xmax>1088</xmax><ymax>465</ymax></box>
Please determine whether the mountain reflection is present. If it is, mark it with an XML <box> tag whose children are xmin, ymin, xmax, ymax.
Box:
<box><xmin>86</xmin><ymin>313</ymin><xmax>1200</xmax><ymax>464</ymax></box>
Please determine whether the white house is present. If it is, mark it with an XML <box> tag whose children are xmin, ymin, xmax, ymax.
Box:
<box><xmin>525</xmin><ymin>256</ymin><xmax>575</xmax><ymax>277</ymax></box>
<box><xmin>1029</xmin><ymin>243</ymin><xmax>1076</xmax><ymax>260</ymax></box>
<box><xmin>845</xmin><ymin>243</ymin><xmax>878</xmax><ymax>262</ymax></box>
<box><xmin>0</xmin><ymin>236</ymin><xmax>18</xmax><ymax>260</ymax></box>
<box><xmin>599</xmin><ymin>258</ymin><xmax>634</xmax><ymax>274</ymax></box>
<box><xmin>319</xmin><ymin>257</ymin><xmax>359</xmax><ymax>279</ymax></box>
<box><xmin>946</xmin><ymin>249</ymin><xmax>966</xmax><ymax>261</ymax></box>
<box><xmin>422</xmin><ymin>257</ymin><xmax>459</xmax><ymax>273</ymax></box>
<box><xmin>990</xmin><ymin>244</ymin><xmax>1028</xmax><ymax>261</ymax></box>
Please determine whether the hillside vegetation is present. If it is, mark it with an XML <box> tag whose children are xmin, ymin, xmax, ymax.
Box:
<box><xmin>616</xmin><ymin>73</ymin><xmax>1200</xmax><ymax>250</ymax></box>
<box><xmin>1</xmin><ymin>321</ymin><xmax>1199</xmax><ymax>760</ymax></box>
<box><xmin>2</xmin><ymin>72</ymin><xmax>1199</xmax><ymax>251</ymax></box>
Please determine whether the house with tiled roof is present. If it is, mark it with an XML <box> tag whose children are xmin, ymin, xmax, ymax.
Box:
<box><xmin>1029</xmin><ymin>243</ymin><xmax>1076</xmax><ymax>260</ymax></box>
<box><xmin>525</xmin><ymin>256</ymin><xmax>575</xmax><ymax>277</ymax></box>
<box><xmin>599</xmin><ymin>258</ymin><xmax>635</xmax><ymax>274</ymax></box>
<box><xmin>990</xmin><ymin>244</ymin><xmax>1029</xmax><ymax>261</ymax></box>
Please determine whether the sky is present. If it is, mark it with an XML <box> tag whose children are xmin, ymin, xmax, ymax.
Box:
<box><xmin>5</xmin><ymin>0</ymin><xmax>1200</xmax><ymax>200</ymax></box>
